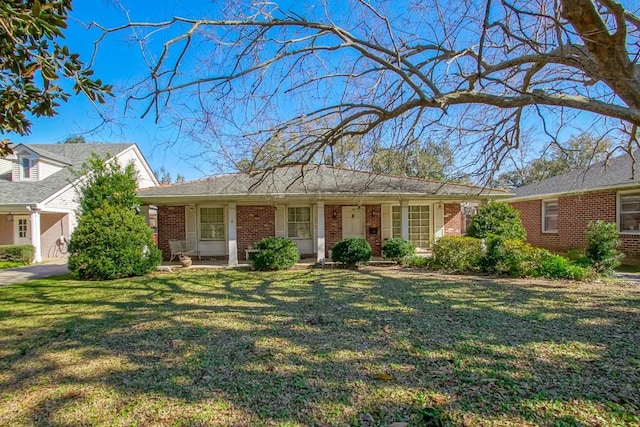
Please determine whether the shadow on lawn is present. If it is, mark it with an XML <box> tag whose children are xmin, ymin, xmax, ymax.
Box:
<box><xmin>0</xmin><ymin>268</ymin><xmax>639</xmax><ymax>426</ymax></box>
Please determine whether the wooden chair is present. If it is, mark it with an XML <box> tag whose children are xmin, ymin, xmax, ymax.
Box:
<box><xmin>168</xmin><ymin>240</ymin><xmax>200</xmax><ymax>261</ymax></box>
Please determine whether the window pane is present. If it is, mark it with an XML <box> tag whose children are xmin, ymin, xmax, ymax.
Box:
<box><xmin>200</xmin><ymin>208</ymin><xmax>225</xmax><ymax>240</ymax></box>
<box><xmin>543</xmin><ymin>201</ymin><xmax>558</xmax><ymax>231</ymax></box>
<box><xmin>288</xmin><ymin>207</ymin><xmax>311</xmax><ymax>238</ymax></box>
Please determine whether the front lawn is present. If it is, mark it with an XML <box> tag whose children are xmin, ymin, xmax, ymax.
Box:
<box><xmin>0</xmin><ymin>260</ymin><xmax>28</xmax><ymax>270</ymax></box>
<box><xmin>0</xmin><ymin>268</ymin><xmax>638</xmax><ymax>426</ymax></box>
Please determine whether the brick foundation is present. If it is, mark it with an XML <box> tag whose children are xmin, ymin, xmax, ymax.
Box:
<box><xmin>510</xmin><ymin>190</ymin><xmax>640</xmax><ymax>261</ymax></box>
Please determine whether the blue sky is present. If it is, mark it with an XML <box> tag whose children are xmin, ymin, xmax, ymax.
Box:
<box><xmin>9</xmin><ymin>0</ymin><xmax>219</xmax><ymax>180</ymax></box>
<box><xmin>7</xmin><ymin>1</ymin><xmax>633</xmax><ymax>181</ymax></box>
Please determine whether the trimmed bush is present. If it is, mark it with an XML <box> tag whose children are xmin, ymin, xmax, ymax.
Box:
<box><xmin>466</xmin><ymin>201</ymin><xmax>526</xmax><ymax>240</ymax></box>
<box><xmin>585</xmin><ymin>220</ymin><xmax>623</xmax><ymax>275</ymax></box>
<box><xmin>68</xmin><ymin>203</ymin><xmax>162</xmax><ymax>280</ymax></box>
<box><xmin>252</xmin><ymin>237</ymin><xmax>299</xmax><ymax>271</ymax></box>
<box><xmin>0</xmin><ymin>245</ymin><xmax>35</xmax><ymax>262</ymax></box>
<box><xmin>332</xmin><ymin>238</ymin><xmax>372</xmax><ymax>266</ymax></box>
<box><xmin>482</xmin><ymin>237</ymin><xmax>545</xmax><ymax>277</ymax></box>
<box><xmin>382</xmin><ymin>238</ymin><xmax>415</xmax><ymax>263</ymax></box>
<box><xmin>432</xmin><ymin>236</ymin><xmax>483</xmax><ymax>271</ymax></box>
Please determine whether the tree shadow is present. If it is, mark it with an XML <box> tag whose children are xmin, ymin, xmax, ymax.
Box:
<box><xmin>0</xmin><ymin>268</ymin><xmax>638</xmax><ymax>426</ymax></box>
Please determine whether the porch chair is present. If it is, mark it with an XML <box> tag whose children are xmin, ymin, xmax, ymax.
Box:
<box><xmin>168</xmin><ymin>239</ymin><xmax>201</xmax><ymax>261</ymax></box>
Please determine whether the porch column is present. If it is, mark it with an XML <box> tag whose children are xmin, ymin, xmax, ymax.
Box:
<box><xmin>228</xmin><ymin>203</ymin><xmax>238</xmax><ymax>266</ymax></box>
<box><xmin>401</xmin><ymin>202</ymin><xmax>409</xmax><ymax>240</ymax></box>
<box><xmin>30</xmin><ymin>208</ymin><xmax>42</xmax><ymax>263</ymax></box>
<box><xmin>317</xmin><ymin>202</ymin><xmax>325</xmax><ymax>264</ymax></box>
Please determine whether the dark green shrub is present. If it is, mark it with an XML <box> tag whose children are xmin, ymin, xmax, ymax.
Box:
<box><xmin>382</xmin><ymin>238</ymin><xmax>415</xmax><ymax>262</ymax></box>
<box><xmin>331</xmin><ymin>238</ymin><xmax>372</xmax><ymax>266</ymax></box>
<box><xmin>252</xmin><ymin>237</ymin><xmax>299</xmax><ymax>271</ymax></box>
<box><xmin>482</xmin><ymin>237</ymin><xmax>546</xmax><ymax>277</ymax></box>
<box><xmin>432</xmin><ymin>236</ymin><xmax>483</xmax><ymax>271</ymax></box>
<box><xmin>466</xmin><ymin>201</ymin><xmax>526</xmax><ymax>240</ymax></box>
<box><xmin>0</xmin><ymin>245</ymin><xmax>35</xmax><ymax>262</ymax></box>
<box><xmin>538</xmin><ymin>254</ymin><xmax>593</xmax><ymax>281</ymax></box>
<box><xmin>68</xmin><ymin>203</ymin><xmax>162</xmax><ymax>280</ymax></box>
<box><xmin>585</xmin><ymin>220</ymin><xmax>622</xmax><ymax>275</ymax></box>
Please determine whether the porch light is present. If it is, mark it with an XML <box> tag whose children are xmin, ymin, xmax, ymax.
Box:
<box><xmin>332</xmin><ymin>210</ymin><xmax>337</xmax><ymax>219</ymax></box>
<box><xmin>6</xmin><ymin>213</ymin><xmax>13</xmax><ymax>222</ymax></box>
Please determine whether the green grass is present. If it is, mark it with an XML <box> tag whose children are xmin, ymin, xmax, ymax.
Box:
<box><xmin>0</xmin><ymin>260</ymin><xmax>28</xmax><ymax>270</ymax></box>
<box><xmin>0</xmin><ymin>267</ymin><xmax>639</xmax><ymax>426</ymax></box>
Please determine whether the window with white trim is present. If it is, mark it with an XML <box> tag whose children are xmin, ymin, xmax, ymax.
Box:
<box><xmin>392</xmin><ymin>206</ymin><xmax>401</xmax><ymax>238</ymax></box>
<box><xmin>542</xmin><ymin>200</ymin><xmax>558</xmax><ymax>233</ymax></box>
<box><xmin>288</xmin><ymin>207</ymin><xmax>311</xmax><ymax>238</ymax></box>
<box><xmin>619</xmin><ymin>192</ymin><xmax>640</xmax><ymax>232</ymax></box>
<box><xmin>20</xmin><ymin>156</ymin><xmax>33</xmax><ymax>179</ymax></box>
<box><xmin>200</xmin><ymin>207</ymin><xmax>225</xmax><ymax>240</ymax></box>
<box><xmin>391</xmin><ymin>205</ymin><xmax>431</xmax><ymax>248</ymax></box>
<box><xmin>18</xmin><ymin>219</ymin><xmax>28</xmax><ymax>238</ymax></box>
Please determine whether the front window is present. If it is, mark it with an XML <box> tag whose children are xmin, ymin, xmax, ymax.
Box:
<box><xmin>21</xmin><ymin>157</ymin><xmax>33</xmax><ymax>179</ymax></box>
<box><xmin>542</xmin><ymin>200</ymin><xmax>558</xmax><ymax>233</ymax></box>
<box><xmin>200</xmin><ymin>207</ymin><xmax>225</xmax><ymax>240</ymax></box>
<box><xmin>392</xmin><ymin>206</ymin><xmax>401</xmax><ymax>238</ymax></box>
<box><xmin>408</xmin><ymin>206</ymin><xmax>430</xmax><ymax>249</ymax></box>
<box><xmin>391</xmin><ymin>205</ymin><xmax>431</xmax><ymax>249</ymax></box>
<box><xmin>18</xmin><ymin>219</ymin><xmax>28</xmax><ymax>238</ymax></box>
<box><xmin>288</xmin><ymin>207</ymin><xmax>311</xmax><ymax>238</ymax></box>
<box><xmin>620</xmin><ymin>193</ymin><xmax>640</xmax><ymax>232</ymax></box>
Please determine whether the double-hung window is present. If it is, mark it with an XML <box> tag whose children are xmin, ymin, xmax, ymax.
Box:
<box><xmin>288</xmin><ymin>207</ymin><xmax>311</xmax><ymax>238</ymax></box>
<box><xmin>542</xmin><ymin>200</ymin><xmax>558</xmax><ymax>233</ymax></box>
<box><xmin>20</xmin><ymin>157</ymin><xmax>33</xmax><ymax>179</ymax></box>
<box><xmin>620</xmin><ymin>192</ymin><xmax>640</xmax><ymax>232</ymax></box>
<box><xmin>200</xmin><ymin>207</ymin><xmax>225</xmax><ymax>240</ymax></box>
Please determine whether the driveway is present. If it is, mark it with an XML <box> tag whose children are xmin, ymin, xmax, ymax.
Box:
<box><xmin>0</xmin><ymin>259</ymin><xmax>69</xmax><ymax>286</ymax></box>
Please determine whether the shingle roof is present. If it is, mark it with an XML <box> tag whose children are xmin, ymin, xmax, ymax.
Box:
<box><xmin>0</xmin><ymin>143</ymin><xmax>134</xmax><ymax>205</ymax></box>
<box><xmin>138</xmin><ymin>165</ymin><xmax>508</xmax><ymax>201</ymax></box>
<box><xmin>513</xmin><ymin>151</ymin><xmax>640</xmax><ymax>199</ymax></box>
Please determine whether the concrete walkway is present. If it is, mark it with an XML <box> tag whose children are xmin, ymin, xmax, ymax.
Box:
<box><xmin>0</xmin><ymin>259</ymin><xmax>69</xmax><ymax>286</ymax></box>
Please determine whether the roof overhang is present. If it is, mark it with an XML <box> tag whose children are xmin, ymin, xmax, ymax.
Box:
<box><xmin>506</xmin><ymin>182</ymin><xmax>640</xmax><ymax>202</ymax></box>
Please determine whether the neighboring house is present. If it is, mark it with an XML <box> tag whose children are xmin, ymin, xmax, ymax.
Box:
<box><xmin>0</xmin><ymin>143</ymin><xmax>158</xmax><ymax>262</ymax></box>
<box><xmin>507</xmin><ymin>151</ymin><xmax>640</xmax><ymax>261</ymax></box>
<box><xmin>138</xmin><ymin>165</ymin><xmax>509</xmax><ymax>265</ymax></box>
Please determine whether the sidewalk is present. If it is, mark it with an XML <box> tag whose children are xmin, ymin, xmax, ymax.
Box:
<box><xmin>0</xmin><ymin>259</ymin><xmax>69</xmax><ymax>286</ymax></box>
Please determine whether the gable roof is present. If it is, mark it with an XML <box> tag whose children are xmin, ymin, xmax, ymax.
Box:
<box><xmin>511</xmin><ymin>151</ymin><xmax>640</xmax><ymax>200</ymax></box>
<box><xmin>0</xmin><ymin>143</ymin><xmax>135</xmax><ymax>206</ymax></box>
<box><xmin>138</xmin><ymin>165</ymin><xmax>508</xmax><ymax>203</ymax></box>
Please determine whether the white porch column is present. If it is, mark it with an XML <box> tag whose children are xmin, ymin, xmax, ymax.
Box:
<box><xmin>228</xmin><ymin>203</ymin><xmax>238</xmax><ymax>266</ymax></box>
<box><xmin>30</xmin><ymin>208</ymin><xmax>42</xmax><ymax>263</ymax></box>
<box><xmin>401</xmin><ymin>202</ymin><xmax>409</xmax><ymax>241</ymax></box>
<box><xmin>317</xmin><ymin>202</ymin><xmax>325</xmax><ymax>264</ymax></box>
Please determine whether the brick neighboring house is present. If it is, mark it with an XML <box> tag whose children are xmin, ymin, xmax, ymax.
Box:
<box><xmin>0</xmin><ymin>143</ymin><xmax>158</xmax><ymax>262</ymax></box>
<box><xmin>138</xmin><ymin>165</ymin><xmax>509</xmax><ymax>265</ymax></box>
<box><xmin>507</xmin><ymin>151</ymin><xmax>640</xmax><ymax>262</ymax></box>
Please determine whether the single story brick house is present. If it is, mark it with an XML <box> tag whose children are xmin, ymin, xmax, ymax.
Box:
<box><xmin>138</xmin><ymin>165</ymin><xmax>509</xmax><ymax>265</ymax></box>
<box><xmin>0</xmin><ymin>143</ymin><xmax>158</xmax><ymax>262</ymax></box>
<box><xmin>507</xmin><ymin>151</ymin><xmax>640</xmax><ymax>262</ymax></box>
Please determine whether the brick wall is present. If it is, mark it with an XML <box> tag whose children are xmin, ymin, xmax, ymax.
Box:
<box><xmin>365</xmin><ymin>205</ymin><xmax>382</xmax><ymax>256</ymax></box>
<box><xmin>237</xmin><ymin>205</ymin><xmax>275</xmax><ymax>260</ymax></box>
<box><xmin>325</xmin><ymin>205</ymin><xmax>342</xmax><ymax>258</ymax></box>
<box><xmin>510</xmin><ymin>190</ymin><xmax>640</xmax><ymax>261</ymax></box>
<box><xmin>158</xmin><ymin>206</ymin><xmax>186</xmax><ymax>260</ymax></box>
<box><xmin>443</xmin><ymin>203</ymin><xmax>462</xmax><ymax>236</ymax></box>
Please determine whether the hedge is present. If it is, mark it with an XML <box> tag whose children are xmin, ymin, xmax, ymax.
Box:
<box><xmin>0</xmin><ymin>245</ymin><xmax>35</xmax><ymax>263</ymax></box>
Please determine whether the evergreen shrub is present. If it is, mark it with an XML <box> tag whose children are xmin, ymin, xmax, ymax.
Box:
<box><xmin>332</xmin><ymin>238</ymin><xmax>372</xmax><ymax>266</ymax></box>
<box><xmin>252</xmin><ymin>237</ymin><xmax>299</xmax><ymax>271</ymax></box>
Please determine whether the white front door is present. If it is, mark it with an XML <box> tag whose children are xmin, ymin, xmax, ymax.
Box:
<box><xmin>14</xmin><ymin>216</ymin><xmax>30</xmax><ymax>245</ymax></box>
<box><xmin>342</xmin><ymin>206</ymin><xmax>364</xmax><ymax>238</ymax></box>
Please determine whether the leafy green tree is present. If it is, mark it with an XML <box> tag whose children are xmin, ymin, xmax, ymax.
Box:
<box><xmin>371</xmin><ymin>140</ymin><xmax>454</xmax><ymax>180</ymax></box>
<box><xmin>466</xmin><ymin>202</ymin><xmax>526</xmax><ymax>240</ymax></box>
<box><xmin>0</xmin><ymin>0</ymin><xmax>111</xmax><ymax>156</ymax></box>
<box><xmin>61</xmin><ymin>135</ymin><xmax>87</xmax><ymax>144</ymax></box>
<box><xmin>68</xmin><ymin>155</ymin><xmax>161</xmax><ymax>279</ymax></box>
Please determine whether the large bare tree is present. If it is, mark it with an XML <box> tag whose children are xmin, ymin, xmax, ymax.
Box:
<box><xmin>95</xmin><ymin>0</ymin><xmax>640</xmax><ymax>181</ymax></box>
